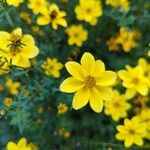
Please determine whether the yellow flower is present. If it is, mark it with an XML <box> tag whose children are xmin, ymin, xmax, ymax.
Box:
<box><xmin>0</xmin><ymin>57</ymin><xmax>11</xmax><ymax>74</ymax></box>
<box><xmin>0</xmin><ymin>84</ymin><xmax>4</xmax><ymax>92</ymax></box>
<box><xmin>41</xmin><ymin>58</ymin><xmax>63</xmax><ymax>78</ymax></box>
<box><xmin>116</xmin><ymin>117</ymin><xmax>146</xmax><ymax>147</ymax></box>
<box><xmin>6</xmin><ymin>0</ymin><xmax>23</xmax><ymax>7</ymax></box>
<box><xmin>106</xmin><ymin>36</ymin><xmax>119</xmax><ymax>51</ymax></box>
<box><xmin>104</xmin><ymin>90</ymin><xmax>131</xmax><ymax>121</ymax></box>
<box><xmin>28</xmin><ymin>0</ymin><xmax>47</xmax><ymax>15</ymax></box>
<box><xmin>60</xmin><ymin>52</ymin><xmax>117</xmax><ymax>113</ymax></box>
<box><xmin>75</xmin><ymin>0</ymin><xmax>103</xmax><ymax>25</ymax></box>
<box><xmin>57</xmin><ymin>103</ymin><xmax>68</xmax><ymax>114</ymax></box>
<box><xmin>6</xmin><ymin>138</ymin><xmax>37</xmax><ymax>150</ymax></box>
<box><xmin>66</xmin><ymin>25</ymin><xmax>88</xmax><ymax>47</ymax></box>
<box><xmin>31</xmin><ymin>26</ymin><xmax>44</xmax><ymax>36</ymax></box>
<box><xmin>118</xmin><ymin>65</ymin><xmax>149</xmax><ymax>99</ymax></box>
<box><xmin>6</xmin><ymin>78</ymin><xmax>21</xmax><ymax>95</ymax></box>
<box><xmin>105</xmin><ymin>0</ymin><xmax>130</xmax><ymax>11</ymax></box>
<box><xmin>20</xmin><ymin>12</ymin><xmax>32</xmax><ymax>24</ymax></box>
<box><xmin>28</xmin><ymin>143</ymin><xmax>38</xmax><ymax>150</ymax></box>
<box><xmin>137</xmin><ymin>109</ymin><xmax>150</xmax><ymax>139</ymax></box>
<box><xmin>59</xmin><ymin>128</ymin><xmax>71</xmax><ymax>138</ymax></box>
<box><xmin>64</xmin><ymin>131</ymin><xmax>71</xmax><ymax>138</ymax></box>
<box><xmin>0</xmin><ymin>28</ymin><xmax>39</xmax><ymax>68</ymax></box>
<box><xmin>4</xmin><ymin>97</ymin><xmax>13</xmax><ymax>107</ymax></box>
<box><xmin>37</xmin><ymin>106</ymin><xmax>44</xmax><ymax>114</ymax></box>
<box><xmin>37</xmin><ymin>3</ymin><xmax>67</xmax><ymax>30</ymax></box>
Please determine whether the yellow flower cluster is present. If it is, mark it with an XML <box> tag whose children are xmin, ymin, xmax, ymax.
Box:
<box><xmin>0</xmin><ymin>28</ymin><xmax>39</xmax><ymax>69</ymax></box>
<box><xmin>60</xmin><ymin>52</ymin><xmax>117</xmax><ymax>113</ymax></box>
<box><xmin>75</xmin><ymin>0</ymin><xmax>103</xmax><ymax>25</ymax></box>
<box><xmin>41</xmin><ymin>58</ymin><xmax>63</xmax><ymax>78</ymax></box>
<box><xmin>107</xmin><ymin>28</ymin><xmax>141</xmax><ymax>52</ymax></box>
<box><xmin>6</xmin><ymin>138</ymin><xmax>38</xmax><ymax>150</ymax></box>
<box><xmin>105</xmin><ymin>0</ymin><xmax>130</xmax><ymax>11</ymax></box>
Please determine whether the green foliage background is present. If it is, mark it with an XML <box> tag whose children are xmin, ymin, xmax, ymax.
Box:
<box><xmin>0</xmin><ymin>0</ymin><xmax>150</xmax><ymax>149</ymax></box>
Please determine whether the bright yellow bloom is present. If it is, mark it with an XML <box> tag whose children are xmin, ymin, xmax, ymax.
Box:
<box><xmin>6</xmin><ymin>78</ymin><xmax>21</xmax><ymax>95</ymax></box>
<box><xmin>57</xmin><ymin>103</ymin><xmax>68</xmax><ymax>114</ymax></box>
<box><xmin>0</xmin><ymin>28</ymin><xmax>39</xmax><ymax>68</ymax></box>
<box><xmin>75</xmin><ymin>0</ymin><xmax>103</xmax><ymax>25</ymax></box>
<box><xmin>118</xmin><ymin>65</ymin><xmax>149</xmax><ymax>99</ymax></box>
<box><xmin>66</xmin><ymin>25</ymin><xmax>88</xmax><ymax>47</ymax></box>
<box><xmin>116</xmin><ymin>117</ymin><xmax>146</xmax><ymax>147</ymax></box>
<box><xmin>41</xmin><ymin>58</ymin><xmax>63</xmax><ymax>78</ymax></box>
<box><xmin>37</xmin><ymin>3</ymin><xmax>67</xmax><ymax>30</ymax></box>
<box><xmin>6</xmin><ymin>0</ymin><xmax>23</xmax><ymax>7</ymax></box>
<box><xmin>0</xmin><ymin>57</ymin><xmax>11</xmax><ymax>74</ymax></box>
<box><xmin>60</xmin><ymin>52</ymin><xmax>117</xmax><ymax>113</ymax></box>
<box><xmin>105</xmin><ymin>0</ymin><xmax>130</xmax><ymax>11</ymax></box>
<box><xmin>137</xmin><ymin>109</ymin><xmax>150</xmax><ymax>139</ymax></box>
<box><xmin>28</xmin><ymin>0</ymin><xmax>47</xmax><ymax>15</ymax></box>
<box><xmin>6</xmin><ymin>138</ymin><xmax>37</xmax><ymax>150</ymax></box>
<box><xmin>4</xmin><ymin>97</ymin><xmax>13</xmax><ymax>107</ymax></box>
<box><xmin>104</xmin><ymin>90</ymin><xmax>131</xmax><ymax>121</ymax></box>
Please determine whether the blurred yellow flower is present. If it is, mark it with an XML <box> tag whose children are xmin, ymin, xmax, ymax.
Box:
<box><xmin>0</xmin><ymin>57</ymin><xmax>11</xmax><ymax>74</ymax></box>
<box><xmin>41</xmin><ymin>58</ymin><xmax>63</xmax><ymax>78</ymax></box>
<box><xmin>37</xmin><ymin>106</ymin><xmax>44</xmax><ymax>114</ymax></box>
<box><xmin>6</xmin><ymin>137</ymin><xmax>37</xmax><ymax>150</ymax></box>
<box><xmin>20</xmin><ymin>12</ymin><xmax>32</xmax><ymax>24</ymax></box>
<box><xmin>28</xmin><ymin>0</ymin><xmax>47</xmax><ymax>15</ymax></box>
<box><xmin>57</xmin><ymin>103</ymin><xmax>68</xmax><ymax>114</ymax></box>
<box><xmin>0</xmin><ymin>84</ymin><xmax>4</xmax><ymax>92</ymax></box>
<box><xmin>6</xmin><ymin>0</ymin><xmax>23</xmax><ymax>7</ymax></box>
<box><xmin>4</xmin><ymin>97</ymin><xmax>13</xmax><ymax>107</ymax></box>
<box><xmin>66</xmin><ymin>25</ymin><xmax>88</xmax><ymax>47</ymax></box>
<box><xmin>118</xmin><ymin>65</ymin><xmax>149</xmax><ymax>99</ymax></box>
<box><xmin>75</xmin><ymin>0</ymin><xmax>103</xmax><ymax>25</ymax></box>
<box><xmin>104</xmin><ymin>90</ymin><xmax>131</xmax><ymax>121</ymax></box>
<box><xmin>6</xmin><ymin>78</ymin><xmax>21</xmax><ymax>95</ymax></box>
<box><xmin>0</xmin><ymin>28</ymin><xmax>39</xmax><ymax>68</ymax></box>
<box><xmin>37</xmin><ymin>3</ymin><xmax>67</xmax><ymax>30</ymax></box>
<box><xmin>106</xmin><ymin>0</ymin><xmax>130</xmax><ymax>11</ymax></box>
<box><xmin>31</xmin><ymin>26</ymin><xmax>44</xmax><ymax>36</ymax></box>
<box><xmin>116</xmin><ymin>117</ymin><xmax>146</xmax><ymax>147</ymax></box>
<box><xmin>60</xmin><ymin>52</ymin><xmax>117</xmax><ymax>112</ymax></box>
<box><xmin>59</xmin><ymin>128</ymin><xmax>71</xmax><ymax>138</ymax></box>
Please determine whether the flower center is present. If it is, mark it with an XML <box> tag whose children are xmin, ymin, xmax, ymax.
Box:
<box><xmin>113</xmin><ymin>102</ymin><xmax>121</xmax><ymax>108</ymax></box>
<box><xmin>10</xmin><ymin>33</ymin><xmax>22</xmax><ymax>47</ymax></box>
<box><xmin>129</xmin><ymin>129</ymin><xmax>136</xmax><ymax>135</ymax></box>
<box><xmin>50</xmin><ymin>10</ymin><xmax>58</xmax><ymax>20</ymax></box>
<box><xmin>86</xmin><ymin>8</ymin><xmax>92</xmax><ymax>13</ymax></box>
<box><xmin>132</xmin><ymin>77</ymin><xmax>139</xmax><ymax>84</ymax></box>
<box><xmin>85</xmin><ymin>76</ymin><xmax>96</xmax><ymax>88</ymax></box>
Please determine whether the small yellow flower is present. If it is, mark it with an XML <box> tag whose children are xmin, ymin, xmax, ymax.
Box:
<box><xmin>75</xmin><ymin>0</ymin><xmax>103</xmax><ymax>25</ymax></box>
<box><xmin>28</xmin><ymin>0</ymin><xmax>47</xmax><ymax>15</ymax></box>
<box><xmin>64</xmin><ymin>131</ymin><xmax>71</xmax><ymax>138</ymax></box>
<box><xmin>57</xmin><ymin>103</ymin><xmax>68</xmax><ymax>114</ymax></box>
<box><xmin>41</xmin><ymin>58</ymin><xmax>63</xmax><ymax>78</ymax></box>
<box><xmin>4</xmin><ymin>97</ymin><xmax>13</xmax><ymax>107</ymax></box>
<box><xmin>31</xmin><ymin>26</ymin><xmax>44</xmax><ymax>36</ymax></box>
<box><xmin>106</xmin><ymin>0</ymin><xmax>130</xmax><ymax>11</ymax></box>
<box><xmin>66</xmin><ymin>25</ymin><xmax>88</xmax><ymax>47</ymax></box>
<box><xmin>59</xmin><ymin>128</ymin><xmax>71</xmax><ymax>138</ymax></box>
<box><xmin>37</xmin><ymin>3</ymin><xmax>67</xmax><ymax>30</ymax></box>
<box><xmin>0</xmin><ymin>28</ymin><xmax>39</xmax><ymax>68</ymax></box>
<box><xmin>118</xmin><ymin>65</ymin><xmax>150</xmax><ymax>99</ymax></box>
<box><xmin>6</xmin><ymin>0</ymin><xmax>23</xmax><ymax>7</ymax></box>
<box><xmin>6</xmin><ymin>78</ymin><xmax>21</xmax><ymax>95</ymax></box>
<box><xmin>104</xmin><ymin>90</ymin><xmax>131</xmax><ymax>121</ymax></box>
<box><xmin>20</xmin><ymin>12</ymin><xmax>32</xmax><ymax>24</ymax></box>
<box><xmin>60</xmin><ymin>52</ymin><xmax>117</xmax><ymax>113</ymax></box>
<box><xmin>0</xmin><ymin>57</ymin><xmax>11</xmax><ymax>74</ymax></box>
<box><xmin>6</xmin><ymin>137</ymin><xmax>37</xmax><ymax>150</ymax></box>
<box><xmin>23</xmin><ymin>89</ymin><xmax>30</xmax><ymax>96</ymax></box>
<box><xmin>116</xmin><ymin>117</ymin><xmax>146</xmax><ymax>147</ymax></box>
<box><xmin>0</xmin><ymin>84</ymin><xmax>4</xmax><ymax>92</ymax></box>
<box><xmin>37</xmin><ymin>106</ymin><xmax>44</xmax><ymax>114</ymax></box>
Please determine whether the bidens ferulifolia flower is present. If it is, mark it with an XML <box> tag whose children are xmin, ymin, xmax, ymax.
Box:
<box><xmin>0</xmin><ymin>28</ymin><xmax>39</xmax><ymax>68</ymax></box>
<box><xmin>6</xmin><ymin>0</ymin><xmax>23</xmax><ymax>7</ymax></box>
<box><xmin>60</xmin><ymin>52</ymin><xmax>117</xmax><ymax>113</ymax></box>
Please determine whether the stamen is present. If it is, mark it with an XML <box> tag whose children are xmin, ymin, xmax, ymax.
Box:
<box><xmin>85</xmin><ymin>76</ymin><xmax>96</xmax><ymax>88</ymax></box>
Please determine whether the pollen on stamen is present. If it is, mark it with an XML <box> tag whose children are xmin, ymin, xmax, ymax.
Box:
<box><xmin>84</xmin><ymin>76</ymin><xmax>96</xmax><ymax>88</ymax></box>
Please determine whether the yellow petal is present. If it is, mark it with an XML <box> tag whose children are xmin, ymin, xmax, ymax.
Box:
<box><xmin>96</xmin><ymin>71</ymin><xmax>116</xmax><ymax>86</ymax></box>
<box><xmin>125</xmin><ymin>88</ymin><xmax>136</xmax><ymax>99</ymax></box>
<box><xmin>37</xmin><ymin>16</ymin><xmax>50</xmax><ymax>25</ymax></box>
<box><xmin>115</xmin><ymin>133</ymin><xmax>125</xmax><ymax>140</ymax></box>
<box><xmin>93</xmin><ymin>60</ymin><xmax>105</xmax><ymax>77</ymax></box>
<box><xmin>72</xmin><ymin>87</ymin><xmax>89</xmax><ymax>110</ymax></box>
<box><xmin>65</xmin><ymin>61</ymin><xmax>85</xmax><ymax>80</ymax></box>
<box><xmin>89</xmin><ymin>88</ymin><xmax>103</xmax><ymax>113</ymax></box>
<box><xmin>134</xmin><ymin>135</ymin><xmax>143</xmax><ymax>146</ymax></box>
<box><xmin>22</xmin><ymin>34</ymin><xmax>35</xmax><ymax>45</ymax></box>
<box><xmin>96</xmin><ymin>86</ymin><xmax>113</xmax><ymax>100</ymax></box>
<box><xmin>12</xmin><ymin>28</ymin><xmax>22</xmax><ymax>36</ymax></box>
<box><xmin>80</xmin><ymin>52</ymin><xmax>95</xmax><ymax>75</ymax></box>
<box><xmin>60</xmin><ymin>77</ymin><xmax>83</xmax><ymax>93</ymax></box>
<box><xmin>124</xmin><ymin>136</ymin><xmax>133</xmax><ymax>147</ymax></box>
<box><xmin>18</xmin><ymin>138</ymin><xmax>27</xmax><ymax>147</ymax></box>
<box><xmin>7</xmin><ymin>142</ymin><xmax>17</xmax><ymax>150</ymax></box>
<box><xmin>136</xmin><ymin>84</ymin><xmax>149</xmax><ymax>96</ymax></box>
